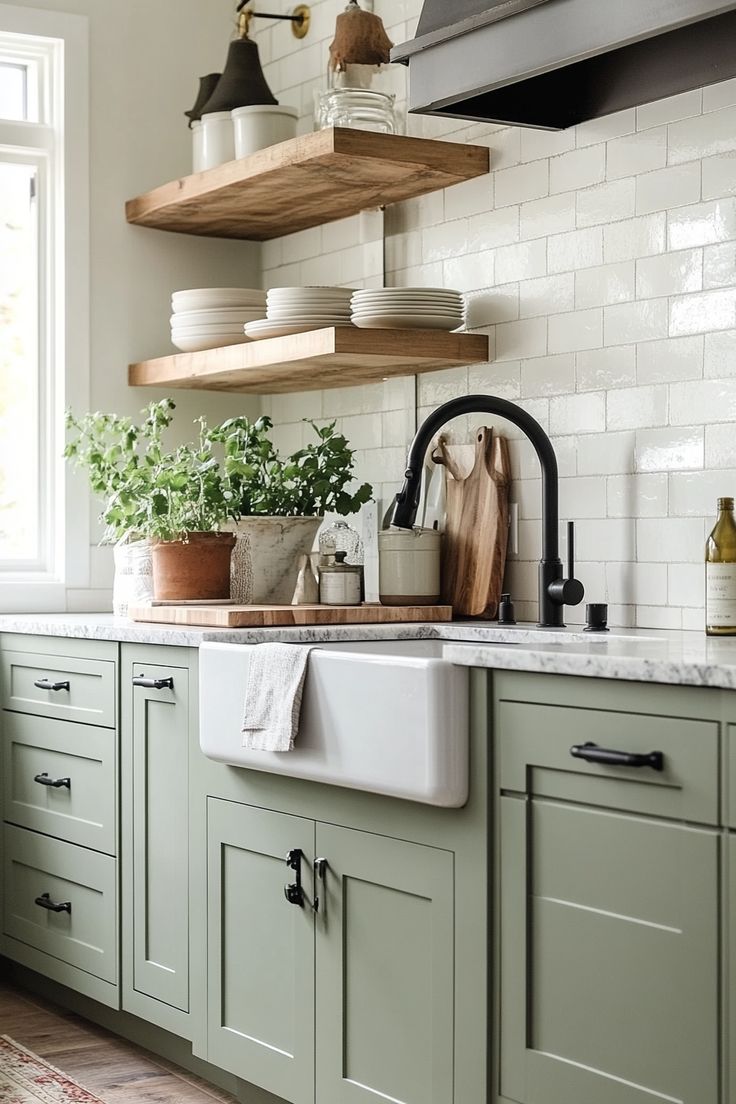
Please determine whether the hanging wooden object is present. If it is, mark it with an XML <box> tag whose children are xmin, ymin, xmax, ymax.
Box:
<box><xmin>437</xmin><ymin>427</ymin><xmax>511</xmax><ymax>618</ymax></box>
<box><xmin>329</xmin><ymin>0</ymin><xmax>393</xmax><ymax>71</ymax></box>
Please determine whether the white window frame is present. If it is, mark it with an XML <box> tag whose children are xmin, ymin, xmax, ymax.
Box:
<box><xmin>0</xmin><ymin>5</ymin><xmax>89</xmax><ymax>611</ymax></box>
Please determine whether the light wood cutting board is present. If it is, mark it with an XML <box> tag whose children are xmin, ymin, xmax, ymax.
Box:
<box><xmin>128</xmin><ymin>603</ymin><xmax>453</xmax><ymax>628</ymax></box>
<box><xmin>436</xmin><ymin>427</ymin><xmax>511</xmax><ymax>618</ymax></box>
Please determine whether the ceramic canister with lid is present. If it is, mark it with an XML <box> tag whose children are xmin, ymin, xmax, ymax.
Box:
<box><xmin>199</xmin><ymin>111</ymin><xmax>235</xmax><ymax>170</ymax></box>
<box><xmin>319</xmin><ymin>551</ymin><xmax>362</xmax><ymax>606</ymax></box>
<box><xmin>378</xmin><ymin>526</ymin><xmax>441</xmax><ymax>606</ymax></box>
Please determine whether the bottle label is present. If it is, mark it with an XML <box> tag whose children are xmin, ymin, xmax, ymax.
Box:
<box><xmin>706</xmin><ymin>563</ymin><xmax>736</xmax><ymax>626</ymax></box>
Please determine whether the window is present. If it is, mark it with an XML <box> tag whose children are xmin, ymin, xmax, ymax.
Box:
<box><xmin>0</xmin><ymin>6</ymin><xmax>88</xmax><ymax>607</ymax></box>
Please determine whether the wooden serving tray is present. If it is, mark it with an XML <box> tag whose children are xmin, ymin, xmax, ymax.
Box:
<box><xmin>128</xmin><ymin>603</ymin><xmax>453</xmax><ymax>628</ymax></box>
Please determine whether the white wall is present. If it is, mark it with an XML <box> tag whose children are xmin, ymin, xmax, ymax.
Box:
<box><xmin>13</xmin><ymin>0</ymin><xmax>262</xmax><ymax>609</ymax></box>
<box><xmin>255</xmin><ymin>0</ymin><xmax>736</xmax><ymax>631</ymax></box>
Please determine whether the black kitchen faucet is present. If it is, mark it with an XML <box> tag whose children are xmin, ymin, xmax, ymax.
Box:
<box><xmin>390</xmin><ymin>394</ymin><xmax>585</xmax><ymax>628</ymax></box>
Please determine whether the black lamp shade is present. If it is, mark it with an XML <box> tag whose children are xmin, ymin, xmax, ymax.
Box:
<box><xmin>185</xmin><ymin>73</ymin><xmax>222</xmax><ymax>125</ymax></box>
<box><xmin>200</xmin><ymin>39</ymin><xmax>278</xmax><ymax>114</ymax></box>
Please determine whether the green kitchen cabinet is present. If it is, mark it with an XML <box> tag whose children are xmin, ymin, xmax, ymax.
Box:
<box><xmin>494</xmin><ymin>672</ymin><xmax>721</xmax><ymax>1104</ymax></box>
<box><xmin>205</xmin><ymin>799</ymin><xmax>456</xmax><ymax>1104</ymax></box>
<box><xmin>121</xmin><ymin>645</ymin><xmax>194</xmax><ymax>1038</ymax></box>
<box><xmin>314</xmin><ymin>822</ymin><xmax>454</xmax><ymax>1104</ymax></box>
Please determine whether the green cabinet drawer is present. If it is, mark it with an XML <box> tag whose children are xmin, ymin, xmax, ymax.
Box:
<box><xmin>3</xmin><ymin>713</ymin><xmax>116</xmax><ymax>855</ymax></box>
<box><xmin>498</xmin><ymin>699</ymin><xmax>719</xmax><ymax>824</ymax></box>
<box><xmin>3</xmin><ymin>825</ymin><xmax>117</xmax><ymax>985</ymax></box>
<box><xmin>1</xmin><ymin>650</ymin><xmax>116</xmax><ymax>728</ymax></box>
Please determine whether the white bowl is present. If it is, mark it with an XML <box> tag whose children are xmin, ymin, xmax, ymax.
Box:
<box><xmin>268</xmin><ymin>286</ymin><xmax>353</xmax><ymax>297</ymax></box>
<box><xmin>172</xmin><ymin>288</ymin><xmax>266</xmax><ymax>310</ymax></box>
<box><xmin>171</xmin><ymin>308</ymin><xmax>265</xmax><ymax>326</ymax></box>
<box><xmin>171</xmin><ymin>325</ymin><xmax>249</xmax><ymax>337</ymax></box>
<box><xmin>352</xmin><ymin>314</ymin><xmax>464</xmax><ymax>330</ymax></box>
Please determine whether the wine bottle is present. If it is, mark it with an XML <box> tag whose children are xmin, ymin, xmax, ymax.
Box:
<box><xmin>705</xmin><ymin>497</ymin><xmax>736</xmax><ymax>635</ymax></box>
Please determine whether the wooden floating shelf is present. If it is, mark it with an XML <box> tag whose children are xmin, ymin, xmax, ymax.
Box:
<box><xmin>128</xmin><ymin>328</ymin><xmax>490</xmax><ymax>395</ymax></box>
<box><xmin>125</xmin><ymin>127</ymin><xmax>490</xmax><ymax>241</ymax></box>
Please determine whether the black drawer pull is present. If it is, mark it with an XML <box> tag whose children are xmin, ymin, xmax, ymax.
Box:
<box><xmin>34</xmin><ymin>892</ymin><xmax>71</xmax><ymax>915</ymax></box>
<box><xmin>34</xmin><ymin>772</ymin><xmax>71</xmax><ymax>789</ymax></box>
<box><xmin>34</xmin><ymin>678</ymin><xmax>70</xmax><ymax>692</ymax></box>
<box><xmin>132</xmin><ymin>675</ymin><xmax>174</xmax><ymax>690</ymax></box>
<box><xmin>570</xmin><ymin>741</ymin><xmax>664</xmax><ymax>772</ymax></box>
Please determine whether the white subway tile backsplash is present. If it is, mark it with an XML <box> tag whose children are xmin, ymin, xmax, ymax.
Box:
<box><xmin>607</xmin><ymin>385</ymin><xmax>668</xmax><ymax>431</ymax></box>
<box><xmin>635</xmin><ymin>249</ymin><xmax>703</xmax><ymax>298</ymax></box>
<box><xmin>577</xmin><ymin>346</ymin><xmax>637</xmax><ymax>391</ymax></box>
<box><xmin>255</xmin><ymin>15</ymin><xmax>736</xmax><ymax>632</ymax></box>
<box><xmin>494</xmin><ymin>159</ymin><xmax>549</xmax><ymax>207</ymax></box>
<box><xmin>667</xmin><ymin>198</ymin><xmax>736</xmax><ymax>248</ymax></box>
<box><xmin>603</xmin><ymin>213</ymin><xmax>667</xmax><ymax>263</ymax></box>
<box><xmin>575</xmin><ymin>261</ymin><xmax>635</xmax><ymax>309</ymax></box>
<box><xmin>519</xmin><ymin>273</ymin><xmax>574</xmax><ymax>318</ymax></box>
<box><xmin>668</xmin><ymin>105</ymin><xmax>736</xmax><ymax>164</ymax></box>
<box><xmin>607</xmin><ymin>127</ymin><xmax>667</xmax><ymax>180</ymax></box>
<box><xmin>550</xmin><ymin>145</ymin><xmax>605</xmax><ymax>194</ymax></box>
<box><xmin>669</xmin><ymin>288</ymin><xmax>736</xmax><ymax>336</ymax></box>
<box><xmin>702</xmin><ymin>152</ymin><xmax>736</xmax><ymax>200</ymax></box>
<box><xmin>548</xmin><ymin>308</ymin><xmax>603</xmax><ymax>353</ymax></box>
<box><xmin>636</xmin><ymin>335</ymin><xmax>703</xmax><ymax>384</ymax></box>
<box><xmin>703</xmin><ymin>242</ymin><xmax>736</xmax><ymax>289</ymax></box>
<box><xmin>604</xmin><ymin>299</ymin><xmax>669</xmax><ymax>345</ymax></box>
<box><xmin>635</xmin><ymin>426</ymin><xmax>704</xmax><ymax>472</ymax></box>
<box><xmin>576</xmin><ymin>178</ymin><xmax>636</xmax><ymax>228</ymax></box>
<box><xmin>548</xmin><ymin>226</ymin><xmax>603</xmax><ymax>273</ymax></box>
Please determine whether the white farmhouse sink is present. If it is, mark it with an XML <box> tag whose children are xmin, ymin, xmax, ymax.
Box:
<box><xmin>199</xmin><ymin>640</ymin><xmax>469</xmax><ymax>807</ymax></box>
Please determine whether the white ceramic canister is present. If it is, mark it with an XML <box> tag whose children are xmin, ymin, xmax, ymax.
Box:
<box><xmin>192</xmin><ymin>120</ymin><xmax>205</xmax><ymax>173</ymax></box>
<box><xmin>378</xmin><ymin>527</ymin><xmax>441</xmax><ymax>606</ymax></box>
<box><xmin>199</xmin><ymin>111</ymin><xmax>235</xmax><ymax>170</ymax></box>
<box><xmin>232</xmin><ymin>104</ymin><xmax>299</xmax><ymax>159</ymax></box>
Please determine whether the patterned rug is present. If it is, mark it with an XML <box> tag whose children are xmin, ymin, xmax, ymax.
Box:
<box><xmin>0</xmin><ymin>1037</ymin><xmax>104</xmax><ymax>1103</ymax></box>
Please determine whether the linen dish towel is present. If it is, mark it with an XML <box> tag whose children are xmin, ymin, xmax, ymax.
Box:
<box><xmin>241</xmin><ymin>643</ymin><xmax>314</xmax><ymax>752</ymax></box>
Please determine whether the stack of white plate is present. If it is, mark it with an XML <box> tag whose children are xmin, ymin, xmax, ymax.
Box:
<box><xmin>350</xmin><ymin>287</ymin><xmax>465</xmax><ymax>331</ymax></box>
<box><xmin>245</xmin><ymin>287</ymin><xmax>354</xmax><ymax>340</ymax></box>
<box><xmin>171</xmin><ymin>288</ymin><xmax>266</xmax><ymax>353</ymax></box>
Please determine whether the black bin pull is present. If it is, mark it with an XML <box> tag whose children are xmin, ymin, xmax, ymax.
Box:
<box><xmin>34</xmin><ymin>772</ymin><xmax>71</xmax><ymax>789</ymax></box>
<box><xmin>284</xmin><ymin>848</ymin><xmax>305</xmax><ymax>907</ymax></box>
<box><xmin>35</xmin><ymin>892</ymin><xmax>71</xmax><ymax>915</ymax></box>
<box><xmin>34</xmin><ymin>678</ymin><xmax>70</xmax><ymax>692</ymax></box>
<box><xmin>570</xmin><ymin>741</ymin><xmax>664</xmax><ymax>772</ymax></box>
<box><xmin>133</xmin><ymin>674</ymin><xmax>174</xmax><ymax>691</ymax></box>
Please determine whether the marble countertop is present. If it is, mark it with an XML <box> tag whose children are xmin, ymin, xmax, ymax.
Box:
<box><xmin>3</xmin><ymin>613</ymin><xmax>736</xmax><ymax>689</ymax></box>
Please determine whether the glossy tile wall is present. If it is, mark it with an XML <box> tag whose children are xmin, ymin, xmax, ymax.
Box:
<box><xmin>254</xmin><ymin>0</ymin><xmax>736</xmax><ymax>629</ymax></box>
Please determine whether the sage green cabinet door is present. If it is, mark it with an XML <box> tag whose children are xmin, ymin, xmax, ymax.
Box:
<box><xmin>499</xmin><ymin>795</ymin><xmax>719</xmax><ymax>1104</ymax></box>
<box><xmin>127</xmin><ymin>662</ymin><xmax>189</xmax><ymax>1013</ymax></box>
<box><xmin>207</xmin><ymin>798</ymin><xmax>315</xmax><ymax>1104</ymax></box>
<box><xmin>315</xmin><ymin>824</ymin><xmax>454</xmax><ymax>1104</ymax></box>
<box><xmin>729</xmin><ymin>834</ymin><xmax>736</xmax><ymax>1104</ymax></box>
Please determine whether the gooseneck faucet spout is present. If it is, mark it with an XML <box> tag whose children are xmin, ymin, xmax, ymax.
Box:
<box><xmin>390</xmin><ymin>394</ymin><xmax>584</xmax><ymax>628</ymax></box>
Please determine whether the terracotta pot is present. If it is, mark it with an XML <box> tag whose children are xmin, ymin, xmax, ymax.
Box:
<box><xmin>151</xmin><ymin>532</ymin><xmax>236</xmax><ymax>601</ymax></box>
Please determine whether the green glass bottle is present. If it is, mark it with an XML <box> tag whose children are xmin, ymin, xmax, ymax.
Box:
<box><xmin>706</xmin><ymin>497</ymin><xmax>736</xmax><ymax>635</ymax></box>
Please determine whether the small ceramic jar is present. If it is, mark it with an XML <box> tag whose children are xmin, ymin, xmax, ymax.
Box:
<box><xmin>192</xmin><ymin>120</ymin><xmax>205</xmax><ymax>173</ymax></box>
<box><xmin>199</xmin><ymin>111</ymin><xmax>235</xmax><ymax>170</ymax></box>
<box><xmin>319</xmin><ymin>551</ymin><xmax>362</xmax><ymax>606</ymax></box>
<box><xmin>232</xmin><ymin>104</ymin><xmax>298</xmax><ymax>158</ymax></box>
<box><xmin>378</xmin><ymin>527</ymin><xmax>441</xmax><ymax>606</ymax></box>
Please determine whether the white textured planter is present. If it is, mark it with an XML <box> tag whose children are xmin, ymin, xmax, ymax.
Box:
<box><xmin>231</xmin><ymin>516</ymin><xmax>322</xmax><ymax>604</ymax></box>
<box><xmin>113</xmin><ymin>540</ymin><xmax>153</xmax><ymax>616</ymax></box>
<box><xmin>232</xmin><ymin>104</ymin><xmax>298</xmax><ymax>158</ymax></box>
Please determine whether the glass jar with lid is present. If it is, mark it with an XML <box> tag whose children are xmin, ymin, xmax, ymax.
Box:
<box><xmin>319</xmin><ymin>519</ymin><xmax>363</xmax><ymax>565</ymax></box>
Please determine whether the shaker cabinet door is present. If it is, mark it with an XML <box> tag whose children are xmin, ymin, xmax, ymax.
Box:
<box><xmin>315</xmin><ymin>823</ymin><xmax>454</xmax><ymax>1104</ymax></box>
<box><xmin>122</xmin><ymin>657</ymin><xmax>191</xmax><ymax>1032</ymax></box>
<box><xmin>207</xmin><ymin>798</ymin><xmax>315</xmax><ymax>1104</ymax></box>
<box><xmin>499</xmin><ymin>794</ymin><xmax>719</xmax><ymax>1104</ymax></box>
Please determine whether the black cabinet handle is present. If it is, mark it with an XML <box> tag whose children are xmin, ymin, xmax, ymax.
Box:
<box><xmin>34</xmin><ymin>678</ymin><xmax>70</xmax><ymax>692</ymax></box>
<box><xmin>34</xmin><ymin>772</ymin><xmax>71</xmax><ymax>789</ymax></box>
<box><xmin>132</xmin><ymin>675</ymin><xmax>174</xmax><ymax>690</ymax></box>
<box><xmin>284</xmin><ymin>848</ymin><xmax>304</xmax><ymax>907</ymax></box>
<box><xmin>570</xmin><ymin>741</ymin><xmax>664</xmax><ymax>772</ymax></box>
<box><xmin>34</xmin><ymin>892</ymin><xmax>71</xmax><ymax>914</ymax></box>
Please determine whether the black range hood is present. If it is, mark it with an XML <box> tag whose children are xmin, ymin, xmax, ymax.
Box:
<box><xmin>392</xmin><ymin>0</ymin><xmax>736</xmax><ymax>130</ymax></box>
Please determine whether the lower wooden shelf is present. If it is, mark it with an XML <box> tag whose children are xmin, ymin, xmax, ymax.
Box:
<box><xmin>128</xmin><ymin>327</ymin><xmax>490</xmax><ymax>395</ymax></box>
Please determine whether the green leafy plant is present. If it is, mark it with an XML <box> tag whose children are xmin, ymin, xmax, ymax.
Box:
<box><xmin>64</xmin><ymin>402</ymin><xmax>372</xmax><ymax>544</ymax></box>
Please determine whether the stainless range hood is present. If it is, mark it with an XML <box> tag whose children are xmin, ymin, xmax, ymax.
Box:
<box><xmin>392</xmin><ymin>0</ymin><xmax>736</xmax><ymax>130</ymax></box>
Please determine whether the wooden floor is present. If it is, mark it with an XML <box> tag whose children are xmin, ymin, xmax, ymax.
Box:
<box><xmin>0</xmin><ymin>980</ymin><xmax>237</xmax><ymax>1103</ymax></box>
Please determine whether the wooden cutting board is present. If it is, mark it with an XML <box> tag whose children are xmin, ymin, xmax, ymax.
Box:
<box><xmin>128</xmin><ymin>603</ymin><xmax>453</xmax><ymax>628</ymax></box>
<box><xmin>436</xmin><ymin>427</ymin><xmax>511</xmax><ymax>618</ymax></box>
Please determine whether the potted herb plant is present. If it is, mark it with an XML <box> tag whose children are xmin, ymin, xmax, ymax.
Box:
<box><xmin>65</xmin><ymin>402</ymin><xmax>372</xmax><ymax>609</ymax></box>
<box><xmin>210</xmin><ymin>414</ymin><xmax>372</xmax><ymax>603</ymax></box>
